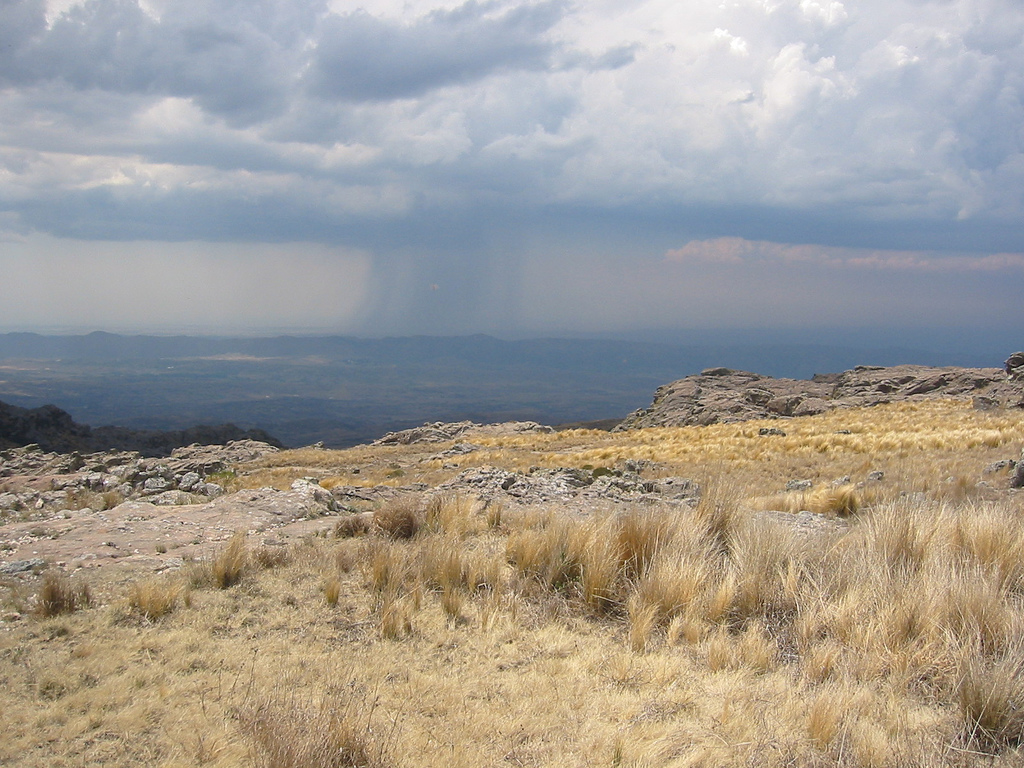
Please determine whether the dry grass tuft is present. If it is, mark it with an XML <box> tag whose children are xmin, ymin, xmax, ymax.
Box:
<box><xmin>958</xmin><ymin>651</ymin><xmax>1024</xmax><ymax>750</ymax></box>
<box><xmin>335</xmin><ymin>513</ymin><xmax>372</xmax><ymax>538</ymax></box>
<box><xmin>35</xmin><ymin>571</ymin><xmax>92</xmax><ymax>617</ymax></box>
<box><xmin>129</xmin><ymin>577</ymin><xmax>185</xmax><ymax>621</ymax></box>
<box><xmin>373</xmin><ymin>501</ymin><xmax>421</xmax><ymax>539</ymax></box>
<box><xmin>239</xmin><ymin>694</ymin><xmax>390</xmax><ymax>768</ymax></box>
<box><xmin>324</xmin><ymin>576</ymin><xmax>342</xmax><ymax>606</ymax></box>
<box><xmin>212</xmin><ymin>531</ymin><xmax>248</xmax><ymax>589</ymax></box>
<box><xmin>253</xmin><ymin>545</ymin><xmax>292</xmax><ymax>570</ymax></box>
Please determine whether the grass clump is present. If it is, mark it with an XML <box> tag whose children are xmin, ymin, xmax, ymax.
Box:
<box><xmin>958</xmin><ymin>650</ymin><xmax>1024</xmax><ymax>751</ymax></box>
<box><xmin>35</xmin><ymin>571</ymin><xmax>92</xmax><ymax>617</ymax></box>
<box><xmin>239</xmin><ymin>694</ymin><xmax>390</xmax><ymax>768</ymax></box>
<box><xmin>373</xmin><ymin>502</ymin><xmax>421</xmax><ymax>539</ymax></box>
<box><xmin>129</xmin><ymin>578</ymin><xmax>186</xmax><ymax>621</ymax></box>
<box><xmin>213</xmin><ymin>531</ymin><xmax>248</xmax><ymax>588</ymax></box>
<box><xmin>187</xmin><ymin>531</ymin><xmax>250</xmax><ymax>589</ymax></box>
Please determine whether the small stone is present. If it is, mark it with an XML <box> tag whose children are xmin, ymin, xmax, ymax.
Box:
<box><xmin>786</xmin><ymin>479</ymin><xmax>813</xmax><ymax>492</ymax></box>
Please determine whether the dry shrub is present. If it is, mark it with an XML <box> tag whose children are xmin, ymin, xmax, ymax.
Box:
<box><xmin>374</xmin><ymin>502</ymin><xmax>420</xmax><ymax>539</ymax></box>
<box><xmin>950</xmin><ymin>506</ymin><xmax>1024</xmax><ymax>592</ymax></box>
<box><xmin>440</xmin><ymin>585</ymin><xmax>464</xmax><ymax>622</ymax></box>
<box><xmin>572</xmin><ymin>518</ymin><xmax>621</xmax><ymax>612</ymax></box>
<box><xmin>36</xmin><ymin>571</ymin><xmax>92</xmax><ymax>617</ymax></box>
<box><xmin>627</xmin><ymin>596</ymin><xmax>657</xmax><ymax>653</ymax></box>
<box><xmin>213</xmin><ymin>531</ymin><xmax>248</xmax><ymax>589</ymax></box>
<box><xmin>692</xmin><ymin>482</ymin><xmax>742</xmax><ymax>550</ymax></box>
<box><xmin>129</xmin><ymin>578</ymin><xmax>184</xmax><ymax>621</ymax></box>
<box><xmin>632</xmin><ymin>552</ymin><xmax>709</xmax><ymax>627</ymax></box>
<box><xmin>335</xmin><ymin>514</ymin><xmax>372</xmax><ymax>538</ymax></box>
<box><xmin>728</xmin><ymin>516</ymin><xmax>807</xmax><ymax>623</ymax></box>
<box><xmin>239</xmin><ymin>694</ymin><xmax>389</xmax><ymax>768</ymax></box>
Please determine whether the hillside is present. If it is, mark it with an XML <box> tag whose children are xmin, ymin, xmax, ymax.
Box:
<box><xmin>2</xmin><ymin>363</ymin><xmax>1024</xmax><ymax>767</ymax></box>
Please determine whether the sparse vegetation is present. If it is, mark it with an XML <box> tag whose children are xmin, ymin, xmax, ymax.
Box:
<box><xmin>3</xmin><ymin>399</ymin><xmax>1024</xmax><ymax>766</ymax></box>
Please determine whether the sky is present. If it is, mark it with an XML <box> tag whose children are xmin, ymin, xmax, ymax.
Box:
<box><xmin>0</xmin><ymin>0</ymin><xmax>1023</xmax><ymax>339</ymax></box>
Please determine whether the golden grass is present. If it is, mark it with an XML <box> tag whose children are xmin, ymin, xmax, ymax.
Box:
<box><xmin>3</xmin><ymin>399</ymin><xmax>1024</xmax><ymax>767</ymax></box>
<box><xmin>127</xmin><ymin>577</ymin><xmax>186</xmax><ymax>621</ymax></box>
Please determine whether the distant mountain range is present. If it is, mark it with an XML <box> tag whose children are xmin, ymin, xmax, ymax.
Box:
<box><xmin>0</xmin><ymin>332</ymin><xmax>1009</xmax><ymax>448</ymax></box>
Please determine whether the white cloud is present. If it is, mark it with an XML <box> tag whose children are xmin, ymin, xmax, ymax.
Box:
<box><xmin>1</xmin><ymin>0</ymin><xmax>1023</xmax><ymax>333</ymax></box>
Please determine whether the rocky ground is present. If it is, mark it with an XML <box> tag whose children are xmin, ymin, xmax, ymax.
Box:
<box><xmin>2</xmin><ymin>359</ymin><xmax>1023</xmax><ymax>588</ymax></box>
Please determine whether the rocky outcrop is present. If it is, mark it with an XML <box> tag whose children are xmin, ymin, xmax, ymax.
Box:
<box><xmin>0</xmin><ymin>399</ymin><xmax>282</xmax><ymax>456</ymax></box>
<box><xmin>434</xmin><ymin>464</ymin><xmax>699</xmax><ymax>506</ymax></box>
<box><xmin>0</xmin><ymin>440</ymin><xmax>280</xmax><ymax>514</ymax></box>
<box><xmin>616</xmin><ymin>363</ymin><xmax>1023</xmax><ymax>431</ymax></box>
<box><xmin>373</xmin><ymin>420</ymin><xmax>554</xmax><ymax>446</ymax></box>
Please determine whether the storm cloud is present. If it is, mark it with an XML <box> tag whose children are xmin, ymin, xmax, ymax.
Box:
<box><xmin>0</xmin><ymin>0</ymin><xmax>1022</xmax><ymax>335</ymax></box>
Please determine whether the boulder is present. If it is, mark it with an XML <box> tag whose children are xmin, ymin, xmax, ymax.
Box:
<box><xmin>1006</xmin><ymin>352</ymin><xmax>1024</xmax><ymax>381</ymax></box>
<box><xmin>1013</xmin><ymin>450</ymin><xmax>1024</xmax><ymax>489</ymax></box>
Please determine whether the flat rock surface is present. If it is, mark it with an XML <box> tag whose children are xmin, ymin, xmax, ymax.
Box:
<box><xmin>0</xmin><ymin>480</ymin><xmax>339</xmax><ymax>575</ymax></box>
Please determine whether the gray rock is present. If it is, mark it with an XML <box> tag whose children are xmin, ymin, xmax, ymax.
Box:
<box><xmin>0</xmin><ymin>558</ymin><xmax>45</xmax><ymax>574</ymax></box>
<box><xmin>142</xmin><ymin>477</ymin><xmax>171</xmax><ymax>495</ymax></box>
<box><xmin>1006</xmin><ymin>352</ymin><xmax>1024</xmax><ymax>380</ymax></box>
<box><xmin>984</xmin><ymin>460</ymin><xmax>1016</xmax><ymax>474</ymax></box>
<box><xmin>759</xmin><ymin>427</ymin><xmax>787</xmax><ymax>436</ymax></box>
<box><xmin>178</xmin><ymin>472</ymin><xmax>202</xmax><ymax>492</ymax></box>
<box><xmin>866</xmin><ymin>470</ymin><xmax>885</xmax><ymax>482</ymax></box>
<box><xmin>786</xmin><ymin>479</ymin><xmax>813</xmax><ymax>491</ymax></box>
<box><xmin>1012</xmin><ymin>451</ymin><xmax>1024</xmax><ymax>489</ymax></box>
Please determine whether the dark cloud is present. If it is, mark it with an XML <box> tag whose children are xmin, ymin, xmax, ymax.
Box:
<box><xmin>1</xmin><ymin>0</ymin><xmax>323</xmax><ymax>124</ymax></box>
<box><xmin>309</xmin><ymin>1</ymin><xmax>566</xmax><ymax>101</ymax></box>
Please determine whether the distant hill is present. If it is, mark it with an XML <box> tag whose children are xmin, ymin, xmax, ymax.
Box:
<box><xmin>0</xmin><ymin>399</ymin><xmax>282</xmax><ymax>457</ymax></box>
<box><xmin>0</xmin><ymin>332</ymin><xmax>1008</xmax><ymax>448</ymax></box>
